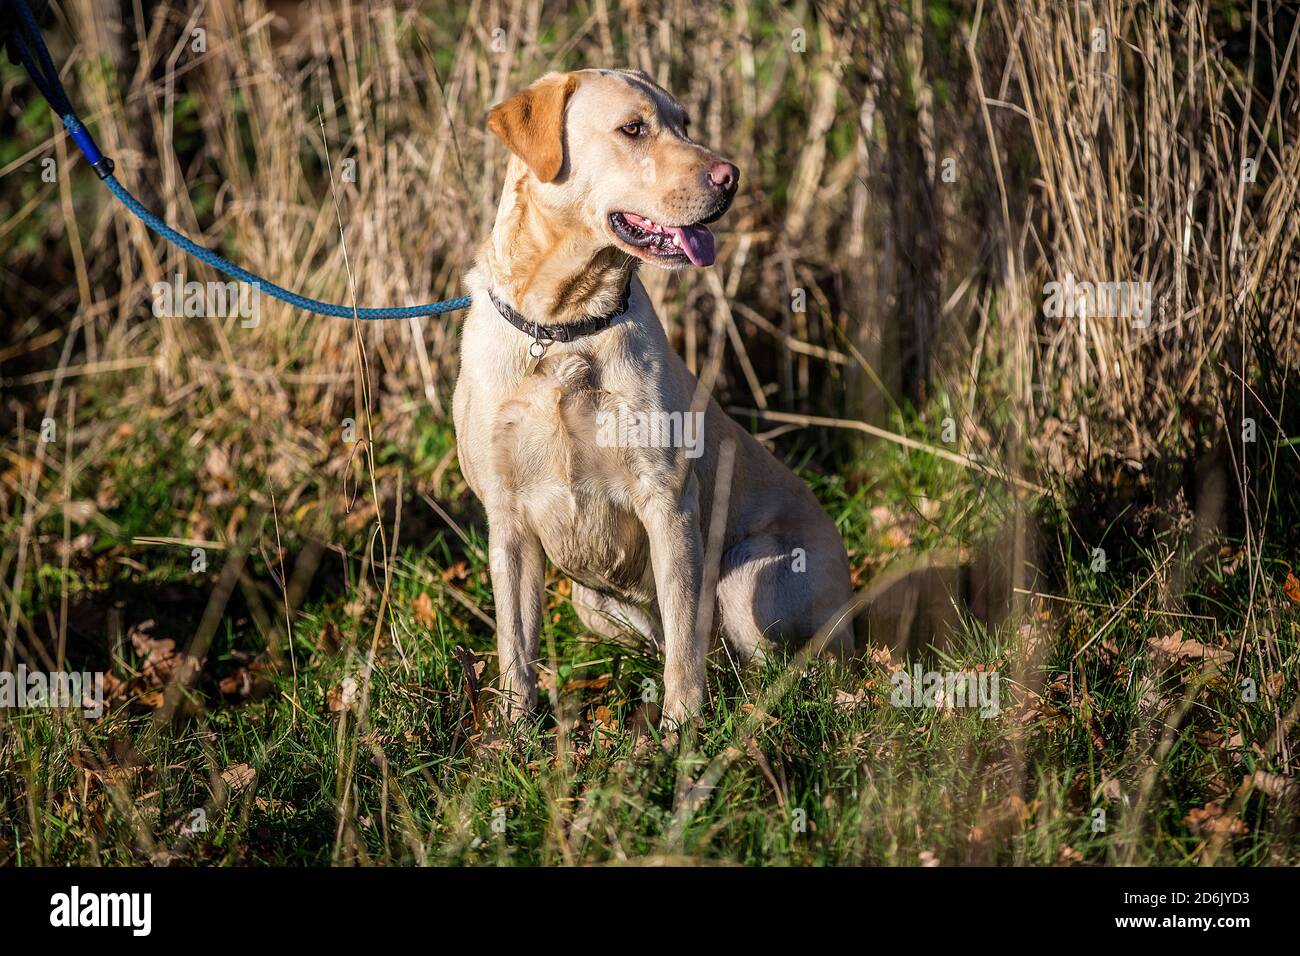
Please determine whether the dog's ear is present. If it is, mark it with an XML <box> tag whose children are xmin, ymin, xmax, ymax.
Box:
<box><xmin>487</xmin><ymin>73</ymin><xmax>578</xmax><ymax>183</ymax></box>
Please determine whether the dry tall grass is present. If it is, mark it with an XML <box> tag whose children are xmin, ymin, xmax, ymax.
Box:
<box><xmin>4</xmin><ymin>1</ymin><xmax>1296</xmax><ymax>490</ymax></box>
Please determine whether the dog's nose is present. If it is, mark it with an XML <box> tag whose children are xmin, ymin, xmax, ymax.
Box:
<box><xmin>708</xmin><ymin>161</ymin><xmax>739</xmax><ymax>191</ymax></box>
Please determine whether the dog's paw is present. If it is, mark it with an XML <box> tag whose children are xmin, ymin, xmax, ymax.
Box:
<box><xmin>659</xmin><ymin>694</ymin><xmax>703</xmax><ymax>731</ymax></box>
<box><xmin>631</xmin><ymin>728</ymin><xmax>679</xmax><ymax>759</ymax></box>
<box><xmin>490</xmin><ymin>688</ymin><xmax>541</xmax><ymax>730</ymax></box>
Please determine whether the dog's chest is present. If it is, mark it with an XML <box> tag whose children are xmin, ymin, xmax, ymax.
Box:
<box><xmin>487</xmin><ymin>353</ymin><xmax>653</xmax><ymax>596</ymax></box>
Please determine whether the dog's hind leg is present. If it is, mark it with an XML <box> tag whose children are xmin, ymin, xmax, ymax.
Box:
<box><xmin>716</xmin><ymin>534</ymin><xmax>854</xmax><ymax>662</ymax></box>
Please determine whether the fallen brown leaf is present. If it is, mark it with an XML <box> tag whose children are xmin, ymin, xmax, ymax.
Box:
<box><xmin>1264</xmin><ymin>672</ymin><xmax>1285</xmax><ymax>700</ymax></box>
<box><xmin>129</xmin><ymin>620</ymin><xmax>203</xmax><ymax>688</ymax></box>
<box><xmin>1147</xmin><ymin>630</ymin><xmax>1233</xmax><ymax>664</ymax></box>
<box><xmin>70</xmin><ymin>737</ymin><xmax>151</xmax><ymax>789</ymax></box>
<box><xmin>1283</xmin><ymin>571</ymin><xmax>1300</xmax><ymax>605</ymax></box>
<box><xmin>1056</xmin><ymin>844</ymin><xmax>1083</xmax><ymax>866</ymax></box>
<box><xmin>326</xmin><ymin>676</ymin><xmax>359</xmax><ymax>713</ymax></box>
<box><xmin>1184</xmin><ymin>802</ymin><xmax>1248</xmax><ymax>837</ymax></box>
<box><xmin>219</xmin><ymin>667</ymin><xmax>253</xmax><ymax>699</ymax></box>
<box><xmin>564</xmin><ymin>674</ymin><xmax>611</xmax><ymax>693</ymax></box>
<box><xmin>834</xmin><ymin>687</ymin><xmax>869</xmax><ymax>711</ymax></box>
<box><xmin>221</xmin><ymin>763</ymin><xmax>256</xmax><ymax>793</ymax></box>
<box><xmin>411</xmin><ymin>592</ymin><xmax>437</xmax><ymax>627</ymax></box>
<box><xmin>453</xmin><ymin>646</ymin><xmax>485</xmax><ymax>727</ymax></box>
<box><xmin>440</xmin><ymin>561</ymin><xmax>471</xmax><ymax>583</ymax></box>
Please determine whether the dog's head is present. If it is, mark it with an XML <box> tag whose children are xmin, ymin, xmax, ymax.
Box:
<box><xmin>487</xmin><ymin>69</ymin><xmax>739</xmax><ymax>269</ymax></box>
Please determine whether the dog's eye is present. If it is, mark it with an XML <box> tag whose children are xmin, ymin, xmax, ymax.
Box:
<box><xmin>619</xmin><ymin>121</ymin><xmax>645</xmax><ymax>138</ymax></box>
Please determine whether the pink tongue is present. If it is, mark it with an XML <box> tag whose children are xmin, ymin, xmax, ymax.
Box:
<box><xmin>663</xmin><ymin>224</ymin><xmax>715</xmax><ymax>266</ymax></box>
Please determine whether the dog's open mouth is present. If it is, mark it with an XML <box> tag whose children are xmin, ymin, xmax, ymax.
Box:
<box><xmin>609</xmin><ymin>212</ymin><xmax>716</xmax><ymax>267</ymax></box>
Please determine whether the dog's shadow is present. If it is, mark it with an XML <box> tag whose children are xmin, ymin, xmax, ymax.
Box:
<box><xmin>850</xmin><ymin>526</ymin><xmax>1037</xmax><ymax>660</ymax></box>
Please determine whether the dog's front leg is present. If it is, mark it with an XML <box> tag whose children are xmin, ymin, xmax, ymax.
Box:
<box><xmin>639</xmin><ymin>477</ymin><xmax>705</xmax><ymax>726</ymax></box>
<box><xmin>486</xmin><ymin>506</ymin><xmax>545</xmax><ymax>722</ymax></box>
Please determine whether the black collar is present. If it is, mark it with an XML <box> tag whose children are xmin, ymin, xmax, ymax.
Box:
<box><xmin>488</xmin><ymin>283</ymin><xmax>633</xmax><ymax>343</ymax></box>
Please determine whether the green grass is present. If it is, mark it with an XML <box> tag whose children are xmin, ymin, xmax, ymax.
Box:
<box><xmin>3</xmin><ymin>410</ymin><xmax>1296</xmax><ymax>867</ymax></box>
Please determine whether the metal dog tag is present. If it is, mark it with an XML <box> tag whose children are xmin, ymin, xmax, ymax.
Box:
<box><xmin>524</xmin><ymin>339</ymin><xmax>547</xmax><ymax>376</ymax></box>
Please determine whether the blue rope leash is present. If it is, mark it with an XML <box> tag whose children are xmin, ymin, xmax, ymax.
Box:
<box><xmin>3</xmin><ymin>0</ymin><xmax>471</xmax><ymax>320</ymax></box>
<box><xmin>101</xmin><ymin>173</ymin><xmax>472</xmax><ymax>318</ymax></box>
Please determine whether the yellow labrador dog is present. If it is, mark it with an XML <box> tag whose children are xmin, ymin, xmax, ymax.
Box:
<box><xmin>453</xmin><ymin>69</ymin><xmax>852</xmax><ymax>726</ymax></box>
